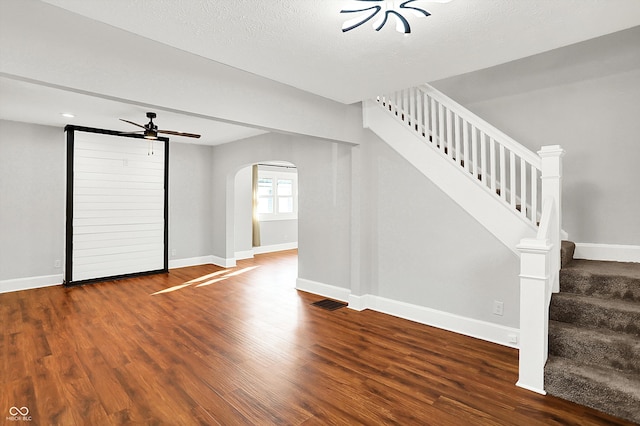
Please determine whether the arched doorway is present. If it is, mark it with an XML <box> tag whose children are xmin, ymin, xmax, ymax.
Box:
<box><xmin>233</xmin><ymin>161</ymin><xmax>298</xmax><ymax>260</ymax></box>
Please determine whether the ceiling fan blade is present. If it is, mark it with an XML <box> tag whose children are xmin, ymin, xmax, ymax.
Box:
<box><xmin>119</xmin><ymin>118</ymin><xmax>146</xmax><ymax>129</ymax></box>
<box><xmin>158</xmin><ymin>129</ymin><xmax>201</xmax><ymax>138</ymax></box>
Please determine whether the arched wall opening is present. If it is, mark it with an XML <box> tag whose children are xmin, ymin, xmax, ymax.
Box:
<box><xmin>233</xmin><ymin>161</ymin><xmax>298</xmax><ymax>260</ymax></box>
<box><xmin>211</xmin><ymin>132</ymin><xmax>353</xmax><ymax>295</ymax></box>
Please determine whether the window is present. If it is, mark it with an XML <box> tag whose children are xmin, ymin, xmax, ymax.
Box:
<box><xmin>257</xmin><ymin>168</ymin><xmax>297</xmax><ymax>221</ymax></box>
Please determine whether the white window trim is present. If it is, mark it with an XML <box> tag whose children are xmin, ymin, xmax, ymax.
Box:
<box><xmin>257</xmin><ymin>169</ymin><xmax>298</xmax><ymax>222</ymax></box>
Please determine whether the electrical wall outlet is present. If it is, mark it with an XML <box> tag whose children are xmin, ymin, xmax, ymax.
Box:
<box><xmin>54</xmin><ymin>259</ymin><xmax>61</xmax><ymax>268</ymax></box>
<box><xmin>493</xmin><ymin>300</ymin><xmax>504</xmax><ymax>316</ymax></box>
<box><xmin>508</xmin><ymin>334</ymin><xmax>518</xmax><ymax>344</ymax></box>
<box><xmin>171</xmin><ymin>249</ymin><xmax>177</xmax><ymax>257</ymax></box>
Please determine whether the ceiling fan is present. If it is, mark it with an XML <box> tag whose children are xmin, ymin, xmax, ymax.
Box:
<box><xmin>119</xmin><ymin>112</ymin><xmax>201</xmax><ymax>140</ymax></box>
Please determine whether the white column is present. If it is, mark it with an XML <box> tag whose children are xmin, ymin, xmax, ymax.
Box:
<box><xmin>516</xmin><ymin>238</ymin><xmax>552</xmax><ymax>395</ymax></box>
<box><xmin>538</xmin><ymin>145</ymin><xmax>564</xmax><ymax>292</ymax></box>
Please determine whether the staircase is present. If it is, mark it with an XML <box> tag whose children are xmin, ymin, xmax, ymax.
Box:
<box><xmin>545</xmin><ymin>241</ymin><xmax>640</xmax><ymax>423</ymax></box>
<box><xmin>365</xmin><ymin>83</ymin><xmax>639</xmax><ymax>422</ymax></box>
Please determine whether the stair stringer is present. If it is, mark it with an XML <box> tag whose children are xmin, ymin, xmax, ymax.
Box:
<box><xmin>363</xmin><ymin>99</ymin><xmax>536</xmax><ymax>255</ymax></box>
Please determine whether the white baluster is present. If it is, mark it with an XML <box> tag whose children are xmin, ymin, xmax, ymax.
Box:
<box><xmin>423</xmin><ymin>93</ymin><xmax>431</xmax><ymax>139</ymax></box>
<box><xmin>520</xmin><ymin>158</ymin><xmax>527</xmax><ymax>219</ymax></box>
<box><xmin>447</xmin><ymin>109</ymin><xmax>454</xmax><ymax>159</ymax></box>
<box><xmin>490</xmin><ymin>137</ymin><xmax>497</xmax><ymax>193</ymax></box>
<box><xmin>463</xmin><ymin>120</ymin><xmax>470</xmax><ymax>173</ymax></box>
<box><xmin>499</xmin><ymin>144</ymin><xmax>506</xmax><ymax>200</ymax></box>
<box><xmin>430</xmin><ymin>97</ymin><xmax>437</xmax><ymax>145</ymax></box>
<box><xmin>509</xmin><ymin>151</ymin><xmax>516</xmax><ymax>207</ymax></box>
<box><xmin>481</xmin><ymin>133</ymin><xmax>487</xmax><ymax>185</ymax></box>
<box><xmin>408</xmin><ymin>88</ymin><xmax>414</xmax><ymax>127</ymax></box>
<box><xmin>416</xmin><ymin>89</ymin><xmax>423</xmax><ymax>136</ymax></box>
<box><xmin>403</xmin><ymin>89</ymin><xmax>409</xmax><ymax>123</ymax></box>
<box><xmin>531</xmin><ymin>167</ymin><xmax>538</xmax><ymax>225</ymax></box>
<box><xmin>455</xmin><ymin>114</ymin><xmax>461</xmax><ymax>166</ymax></box>
<box><xmin>472</xmin><ymin>126</ymin><xmax>478</xmax><ymax>178</ymax></box>
<box><xmin>438</xmin><ymin>103</ymin><xmax>445</xmax><ymax>153</ymax></box>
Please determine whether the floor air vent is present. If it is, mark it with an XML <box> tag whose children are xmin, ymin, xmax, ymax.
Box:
<box><xmin>311</xmin><ymin>299</ymin><xmax>347</xmax><ymax>311</ymax></box>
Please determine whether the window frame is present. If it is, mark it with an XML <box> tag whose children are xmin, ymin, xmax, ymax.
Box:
<box><xmin>256</xmin><ymin>168</ymin><xmax>298</xmax><ymax>222</ymax></box>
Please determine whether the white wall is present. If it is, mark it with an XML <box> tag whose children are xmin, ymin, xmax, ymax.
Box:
<box><xmin>432</xmin><ymin>27</ymin><xmax>640</xmax><ymax>246</ymax></box>
<box><xmin>0</xmin><ymin>120</ymin><xmax>65</xmax><ymax>288</ymax></box>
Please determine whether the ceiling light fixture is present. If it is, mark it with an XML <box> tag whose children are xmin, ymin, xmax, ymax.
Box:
<box><xmin>341</xmin><ymin>0</ymin><xmax>450</xmax><ymax>34</ymax></box>
<box><xmin>61</xmin><ymin>113</ymin><xmax>75</xmax><ymax>118</ymax></box>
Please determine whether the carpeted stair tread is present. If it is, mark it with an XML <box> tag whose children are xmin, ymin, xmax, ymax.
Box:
<box><xmin>548</xmin><ymin>320</ymin><xmax>640</xmax><ymax>374</ymax></box>
<box><xmin>561</xmin><ymin>241</ymin><xmax>576</xmax><ymax>268</ymax></box>
<box><xmin>560</xmin><ymin>259</ymin><xmax>640</xmax><ymax>302</ymax></box>
<box><xmin>549</xmin><ymin>293</ymin><xmax>640</xmax><ymax>336</ymax></box>
<box><xmin>545</xmin><ymin>355</ymin><xmax>640</xmax><ymax>424</ymax></box>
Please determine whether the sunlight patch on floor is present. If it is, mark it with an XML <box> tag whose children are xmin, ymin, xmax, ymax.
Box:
<box><xmin>151</xmin><ymin>265</ymin><xmax>260</xmax><ymax>295</ymax></box>
<box><xmin>194</xmin><ymin>276</ymin><xmax>229</xmax><ymax>288</ymax></box>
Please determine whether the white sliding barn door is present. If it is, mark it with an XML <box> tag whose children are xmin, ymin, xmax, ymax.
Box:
<box><xmin>69</xmin><ymin>130</ymin><xmax>166</xmax><ymax>283</ymax></box>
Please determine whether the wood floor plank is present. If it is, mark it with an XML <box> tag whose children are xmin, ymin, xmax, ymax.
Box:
<box><xmin>1</xmin><ymin>249</ymin><xmax>636</xmax><ymax>425</ymax></box>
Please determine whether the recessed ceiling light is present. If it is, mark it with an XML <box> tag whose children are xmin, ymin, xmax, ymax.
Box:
<box><xmin>61</xmin><ymin>113</ymin><xmax>75</xmax><ymax>118</ymax></box>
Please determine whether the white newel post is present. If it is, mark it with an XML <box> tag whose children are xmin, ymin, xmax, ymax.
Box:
<box><xmin>516</xmin><ymin>238</ymin><xmax>552</xmax><ymax>395</ymax></box>
<box><xmin>516</xmin><ymin>145</ymin><xmax>564</xmax><ymax>395</ymax></box>
<box><xmin>538</xmin><ymin>145</ymin><xmax>565</xmax><ymax>292</ymax></box>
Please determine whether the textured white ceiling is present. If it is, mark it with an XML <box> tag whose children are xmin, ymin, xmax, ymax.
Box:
<box><xmin>39</xmin><ymin>0</ymin><xmax>640</xmax><ymax>103</ymax></box>
<box><xmin>1</xmin><ymin>0</ymin><xmax>640</xmax><ymax>145</ymax></box>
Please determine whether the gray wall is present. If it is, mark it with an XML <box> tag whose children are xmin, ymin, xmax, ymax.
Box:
<box><xmin>234</xmin><ymin>165</ymin><xmax>253</xmax><ymax>254</ymax></box>
<box><xmin>0</xmin><ymin>118</ymin><xmax>519</xmax><ymax>327</ymax></box>
<box><xmin>432</xmin><ymin>27</ymin><xmax>640</xmax><ymax>246</ymax></box>
<box><xmin>357</xmin><ymin>132</ymin><xmax>520</xmax><ymax>327</ymax></box>
<box><xmin>210</xmin><ymin>133</ymin><xmax>352</xmax><ymax>289</ymax></box>
<box><xmin>259</xmin><ymin>220</ymin><xmax>298</xmax><ymax>247</ymax></box>
<box><xmin>0</xmin><ymin>120</ymin><xmax>217</xmax><ymax>283</ymax></box>
<box><xmin>0</xmin><ymin>120</ymin><xmax>65</xmax><ymax>282</ymax></box>
<box><xmin>169</xmin><ymin>142</ymin><xmax>214</xmax><ymax>260</ymax></box>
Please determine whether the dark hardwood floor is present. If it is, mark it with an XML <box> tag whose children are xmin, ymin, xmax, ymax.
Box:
<box><xmin>1</xmin><ymin>250</ymin><xmax>633</xmax><ymax>425</ymax></box>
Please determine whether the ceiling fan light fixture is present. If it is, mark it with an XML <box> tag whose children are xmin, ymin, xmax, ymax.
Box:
<box><xmin>143</xmin><ymin>128</ymin><xmax>158</xmax><ymax>140</ymax></box>
<box><xmin>119</xmin><ymin>112</ymin><xmax>201</xmax><ymax>140</ymax></box>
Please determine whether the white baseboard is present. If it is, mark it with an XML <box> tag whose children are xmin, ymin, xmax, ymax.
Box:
<box><xmin>170</xmin><ymin>255</ymin><xmax>236</xmax><ymax>269</ymax></box>
<box><xmin>296</xmin><ymin>278</ymin><xmax>350</xmax><ymax>302</ymax></box>
<box><xmin>348</xmin><ymin>293</ymin><xmax>375</xmax><ymax>311</ymax></box>
<box><xmin>253</xmin><ymin>242</ymin><xmax>298</xmax><ymax>255</ymax></box>
<box><xmin>0</xmin><ymin>274</ymin><xmax>63</xmax><ymax>294</ymax></box>
<box><xmin>169</xmin><ymin>245</ymin><xmax>297</xmax><ymax>270</ymax></box>
<box><xmin>211</xmin><ymin>255</ymin><xmax>236</xmax><ymax>268</ymax></box>
<box><xmin>574</xmin><ymin>243</ymin><xmax>640</xmax><ymax>263</ymax></box>
<box><xmin>368</xmin><ymin>295</ymin><xmax>519</xmax><ymax>348</ymax></box>
<box><xmin>235</xmin><ymin>250</ymin><xmax>255</xmax><ymax>260</ymax></box>
<box><xmin>298</xmin><ymin>279</ymin><xmax>519</xmax><ymax>348</ymax></box>
<box><xmin>516</xmin><ymin>381</ymin><xmax>546</xmax><ymax>395</ymax></box>
<box><xmin>169</xmin><ymin>255</ymin><xmax>215</xmax><ymax>269</ymax></box>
